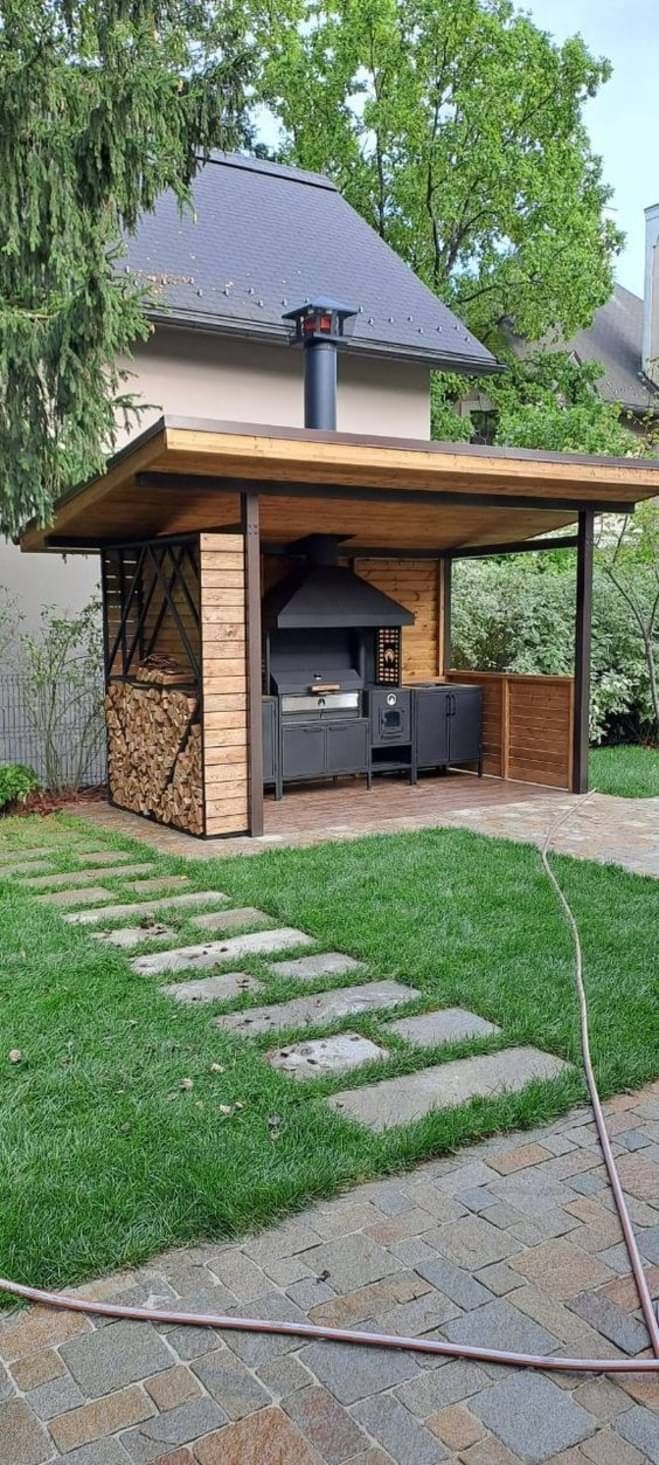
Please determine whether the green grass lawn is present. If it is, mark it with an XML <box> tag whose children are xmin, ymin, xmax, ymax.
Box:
<box><xmin>591</xmin><ymin>743</ymin><xmax>659</xmax><ymax>798</ymax></box>
<box><xmin>0</xmin><ymin>812</ymin><xmax>657</xmax><ymax>1297</ymax></box>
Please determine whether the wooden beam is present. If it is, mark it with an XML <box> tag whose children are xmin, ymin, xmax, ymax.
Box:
<box><xmin>441</xmin><ymin>557</ymin><xmax>452</xmax><ymax>678</ymax></box>
<box><xmin>451</xmin><ymin>535</ymin><xmax>579</xmax><ymax>559</ymax></box>
<box><xmin>137</xmin><ymin>472</ymin><xmax>631</xmax><ymax>517</ymax></box>
<box><xmin>243</xmin><ymin>494</ymin><xmax>264</xmax><ymax>836</ymax></box>
<box><xmin>572</xmin><ymin>509</ymin><xmax>594</xmax><ymax>794</ymax></box>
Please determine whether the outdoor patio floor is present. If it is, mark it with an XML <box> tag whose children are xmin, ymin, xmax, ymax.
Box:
<box><xmin>2</xmin><ymin>1083</ymin><xmax>658</xmax><ymax>1465</ymax></box>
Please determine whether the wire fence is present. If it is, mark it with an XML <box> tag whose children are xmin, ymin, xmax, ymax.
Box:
<box><xmin>0</xmin><ymin>674</ymin><xmax>107</xmax><ymax>789</ymax></box>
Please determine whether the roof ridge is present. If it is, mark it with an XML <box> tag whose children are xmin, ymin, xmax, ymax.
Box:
<box><xmin>201</xmin><ymin>150</ymin><xmax>337</xmax><ymax>192</ymax></box>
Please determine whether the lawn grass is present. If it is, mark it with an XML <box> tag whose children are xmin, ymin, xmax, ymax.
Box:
<box><xmin>0</xmin><ymin>811</ymin><xmax>657</xmax><ymax>1297</ymax></box>
<box><xmin>591</xmin><ymin>743</ymin><xmax>659</xmax><ymax>799</ymax></box>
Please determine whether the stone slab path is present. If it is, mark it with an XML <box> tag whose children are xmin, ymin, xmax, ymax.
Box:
<box><xmin>65</xmin><ymin>893</ymin><xmax>231</xmax><ymax>926</ymax></box>
<box><xmin>385</xmin><ymin>1009</ymin><xmax>502</xmax><ymax>1047</ymax></box>
<box><xmin>132</xmin><ymin>928</ymin><xmax>314</xmax><ymax>977</ymax></box>
<box><xmin>267</xmin><ymin>1033</ymin><xmax>389</xmax><ymax>1081</ymax></box>
<box><xmin>1</xmin><ymin>1082</ymin><xmax>658</xmax><ymax>1465</ymax></box>
<box><xmin>214</xmin><ymin>980</ymin><xmax>420</xmax><ymax>1038</ymax></box>
<box><xmin>328</xmin><ymin>1048</ymin><xmax>572</xmax><ymax>1132</ymax></box>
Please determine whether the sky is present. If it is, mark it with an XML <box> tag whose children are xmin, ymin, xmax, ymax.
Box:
<box><xmin>524</xmin><ymin>0</ymin><xmax>659</xmax><ymax>296</ymax></box>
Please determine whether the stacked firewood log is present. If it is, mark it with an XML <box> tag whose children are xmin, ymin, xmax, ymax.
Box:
<box><xmin>105</xmin><ymin>661</ymin><xmax>203</xmax><ymax>834</ymax></box>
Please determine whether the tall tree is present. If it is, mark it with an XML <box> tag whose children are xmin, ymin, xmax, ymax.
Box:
<box><xmin>255</xmin><ymin>0</ymin><xmax>620</xmax><ymax>348</ymax></box>
<box><xmin>0</xmin><ymin>0</ymin><xmax>251</xmax><ymax>537</ymax></box>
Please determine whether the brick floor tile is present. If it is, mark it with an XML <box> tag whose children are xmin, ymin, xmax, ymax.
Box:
<box><xmin>469</xmin><ymin>1372</ymin><xmax>597</xmax><ymax>1460</ymax></box>
<box><xmin>614</xmin><ymin>1404</ymin><xmax>659</xmax><ymax>1463</ymax></box>
<box><xmin>307</xmin><ymin>1272</ymin><xmax>430</xmax><ymax>1329</ymax></box>
<box><xmin>283</xmin><ymin>1384</ymin><xmax>368</xmax><ymax>1463</ymax></box>
<box><xmin>415</xmin><ymin>1255</ymin><xmax>492</xmax><ymax>1311</ymax></box>
<box><xmin>218</xmin><ymin>1293</ymin><xmax>308</xmax><ymax>1367</ymax></box>
<box><xmin>122</xmin><ymin>1400</ymin><xmax>227</xmax><ymax>1463</ymax></box>
<box><xmin>566</xmin><ymin>1291</ymin><xmax>649</xmax><ymax>1355</ymax></box>
<box><xmin>191</xmin><ymin>1349</ymin><xmax>269</xmax><ymax>1419</ymax></box>
<box><xmin>426</xmin><ymin>1402</ymin><xmax>486</xmax><ymax>1449</ymax></box>
<box><xmin>395</xmin><ymin>1359</ymin><xmax>490</xmax><ymax>1418</ymax></box>
<box><xmin>309</xmin><ymin>1203</ymin><xmax>381</xmax><ymax>1239</ymax></box>
<box><xmin>599</xmin><ymin>1263</ymin><xmax>659</xmax><ymax>1312</ymax></box>
<box><xmin>617</xmin><ymin>1372</ymin><xmax>659</xmax><ymax>1412</ymax></box>
<box><xmin>489</xmin><ymin>1143</ymin><xmax>552</xmax><ymax>1174</ymax></box>
<box><xmin>365</xmin><ymin>1207</ymin><xmax>437</xmax><ymax>1245</ymax></box>
<box><xmin>10</xmin><ymin>1350</ymin><xmax>65</xmax><ymax>1391</ymax></box>
<box><xmin>242</xmin><ymin>1220</ymin><xmax>322</xmax><ymax>1268</ymax></box>
<box><xmin>304</xmin><ymin>1233</ymin><xmax>402</xmax><ymax>1293</ymax></box>
<box><xmin>374</xmin><ymin>1289</ymin><xmax>460</xmax><ymax>1336</ymax></box>
<box><xmin>26</xmin><ymin>1372</ymin><xmax>84</xmax><ymax>1419</ymax></box>
<box><xmin>285</xmin><ymin>1278</ymin><xmax>335</xmax><ymax>1311</ymax></box>
<box><xmin>614</xmin><ymin>1154</ymin><xmax>659</xmax><ymax>1206</ymax></box>
<box><xmin>510</xmin><ymin>1239</ymin><xmax>616</xmax><ymax>1298</ymax></box>
<box><xmin>144</xmin><ymin>1368</ymin><xmax>201</xmax><ymax>1412</ymax></box>
<box><xmin>50</xmin><ymin>1385</ymin><xmax>155</xmax><ymax>1452</ymax></box>
<box><xmin>60</xmin><ymin>1321</ymin><xmax>171</xmax><ymax>1396</ymax></box>
<box><xmin>509</xmin><ymin>1284</ymin><xmax>597</xmax><ymax>1345</ymax></box>
<box><xmin>145</xmin><ymin>1452</ymin><xmax>193</xmax><ymax>1465</ymax></box>
<box><xmin>351</xmin><ymin>1393</ymin><xmax>447</xmax><ymax>1463</ymax></box>
<box><xmin>164</xmin><ymin>1326</ymin><xmax>221</xmax><ymax>1363</ymax></box>
<box><xmin>0</xmin><ymin>1398</ymin><xmax>53</xmax><ymax>1465</ymax></box>
<box><xmin>58</xmin><ymin>1441</ymin><xmax>132</xmax><ymax>1464</ymax></box>
<box><xmin>256</xmin><ymin>1355</ymin><xmax>313</xmax><ymax>1398</ymax></box>
<box><xmin>457</xmin><ymin>1434</ymin><xmax>521</xmax><ymax>1464</ymax></box>
<box><xmin>263</xmin><ymin>1255</ymin><xmax>314</xmax><ymax>1287</ymax></box>
<box><xmin>299</xmin><ymin>1339</ymin><xmax>420</xmax><ymax>1405</ymax></box>
<box><xmin>0</xmin><ymin>1305</ymin><xmax>91</xmax><ymax>1362</ymax></box>
<box><xmin>193</xmin><ymin>1407</ymin><xmax>321</xmax><ymax>1464</ymax></box>
<box><xmin>572</xmin><ymin>1378</ymin><xmax>635</xmax><ymax>1421</ymax></box>
<box><xmin>205</xmin><ymin>1249</ymin><xmax>268</xmax><ymax>1302</ymax></box>
<box><xmin>426</xmin><ymin>1214</ymin><xmax>521</xmax><ymax>1268</ymax></box>
<box><xmin>580</xmin><ymin>1430</ymin><xmax>647</xmax><ymax>1465</ymax></box>
<box><xmin>474</xmin><ymin>1263</ymin><xmax>524</xmax><ymax>1296</ymax></box>
<box><xmin>443</xmin><ymin>1297</ymin><xmax>559</xmax><ymax>1356</ymax></box>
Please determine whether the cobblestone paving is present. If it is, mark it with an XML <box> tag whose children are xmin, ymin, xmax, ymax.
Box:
<box><xmin>66</xmin><ymin>789</ymin><xmax>659</xmax><ymax>879</ymax></box>
<box><xmin>1</xmin><ymin>1085</ymin><xmax>659</xmax><ymax>1463</ymax></box>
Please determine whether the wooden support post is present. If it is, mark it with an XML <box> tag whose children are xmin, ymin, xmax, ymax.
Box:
<box><xmin>572</xmin><ymin>508</ymin><xmax>594</xmax><ymax>794</ymax></box>
<box><xmin>243</xmin><ymin>493</ymin><xmax>264</xmax><ymax>836</ymax></box>
<box><xmin>441</xmin><ymin>557</ymin><xmax>452</xmax><ymax>677</ymax></box>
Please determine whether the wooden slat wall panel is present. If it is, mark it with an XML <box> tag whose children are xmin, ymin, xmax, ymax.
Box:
<box><xmin>354</xmin><ymin>559</ymin><xmax>440</xmax><ymax>681</ymax></box>
<box><xmin>200</xmin><ymin>532</ymin><xmax>249</xmax><ymax>836</ymax></box>
<box><xmin>447</xmin><ymin>670</ymin><xmax>573</xmax><ymax>788</ymax></box>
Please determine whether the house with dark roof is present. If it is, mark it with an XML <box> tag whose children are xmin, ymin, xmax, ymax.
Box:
<box><xmin>1</xmin><ymin>152</ymin><xmax>498</xmax><ymax>628</ymax></box>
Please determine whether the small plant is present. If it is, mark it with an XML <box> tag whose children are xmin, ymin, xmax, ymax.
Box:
<box><xmin>0</xmin><ymin>762</ymin><xmax>39</xmax><ymax>811</ymax></box>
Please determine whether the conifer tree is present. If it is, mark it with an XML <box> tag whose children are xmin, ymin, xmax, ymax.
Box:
<box><xmin>0</xmin><ymin>1</ymin><xmax>251</xmax><ymax>536</ymax></box>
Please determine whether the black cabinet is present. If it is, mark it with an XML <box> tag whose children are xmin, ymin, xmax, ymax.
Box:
<box><xmin>281</xmin><ymin>717</ymin><xmax>369</xmax><ymax>785</ymax></box>
<box><xmin>414</xmin><ymin>684</ymin><xmax>482</xmax><ymax>773</ymax></box>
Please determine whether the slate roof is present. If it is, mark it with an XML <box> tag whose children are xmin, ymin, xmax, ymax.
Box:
<box><xmin>511</xmin><ymin>284</ymin><xmax>659</xmax><ymax>415</ymax></box>
<box><xmin>125</xmin><ymin>152</ymin><xmax>499</xmax><ymax>376</ymax></box>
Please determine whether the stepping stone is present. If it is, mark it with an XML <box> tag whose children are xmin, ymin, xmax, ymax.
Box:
<box><xmin>327</xmin><ymin>1046</ymin><xmax>571</xmax><ymax>1132</ymax></box>
<box><xmin>215</xmin><ymin>980</ymin><xmax>419</xmax><ymax>1038</ymax></box>
<box><xmin>131</xmin><ymin>875</ymin><xmax>190</xmax><ymax>895</ymax></box>
<box><xmin>190</xmin><ymin>907</ymin><xmax>272</xmax><ymax>934</ymax></box>
<box><xmin>132</xmin><ymin>927</ymin><xmax>312</xmax><ymax>977</ymax></box>
<box><xmin>385</xmin><ymin>1008</ymin><xmax>501</xmax><ymax>1047</ymax></box>
<box><xmin>161</xmin><ymin>972</ymin><xmax>262</xmax><ymax>1004</ymax></box>
<box><xmin>0</xmin><ymin>849</ymin><xmax>58</xmax><ymax>865</ymax></box>
<box><xmin>19</xmin><ymin>863</ymin><xmax>154</xmax><ymax>890</ymax></box>
<box><xmin>0</xmin><ymin>860</ymin><xmax>55</xmax><ymax>878</ymax></box>
<box><xmin>268</xmin><ymin>952</ymin><xmax>366</xmax><ymax>983</ymax></box>
<box><xmin>91</xmin><ymin>923</ymin><xmax>176</xmax><ymax>949</ymax></box>
<box><xmin>267</xmin><ymin>1032</ymin><xmax>388</xmax><ymax>1080</ymax></box>
<box><xmin>64</xmin><ymin>891</ymin><xmax>230</xmax><ymax>925</ymax></box>
<box><xmin>36</xmin><ymin>885</ymin><xmax>113</xmax><ymax>908</ymax></box>
<box><xmin>69</xmin><ymin>849</ymin><xmax>144</xmax><ymax>866</ymax></box>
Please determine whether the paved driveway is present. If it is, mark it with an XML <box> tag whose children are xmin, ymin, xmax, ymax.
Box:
<box><xmin>2</xmin><ymin>1083</ymin><xmax>658</xmax><ymax>1464</ymax></box>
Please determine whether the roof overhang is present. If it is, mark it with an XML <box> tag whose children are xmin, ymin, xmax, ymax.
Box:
<box><xmin>20</xmin><ymin>415</ymin><xmax>659</xmax><ymax>557</ymax></box>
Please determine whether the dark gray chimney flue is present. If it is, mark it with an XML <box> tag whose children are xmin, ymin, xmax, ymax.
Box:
<box><xmin>283</xmin><ymin>298</ymin><xmax>357</xmax><ymax>430</ymax></box>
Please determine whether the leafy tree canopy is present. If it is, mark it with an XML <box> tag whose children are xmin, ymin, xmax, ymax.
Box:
<box><xmin>254</xmin><ymin>0</ymin><xmax>621</xmax><ymax>348</ymax></box>
<box><xmin>0</xmin><ymin>0</ymin><xmax>251</xmax><ymax>537</ymax></box>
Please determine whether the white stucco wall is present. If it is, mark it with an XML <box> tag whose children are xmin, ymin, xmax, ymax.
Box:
<box><xmin>3</xmin><ymin>327</ymin><xmax>430</xmax><ymax>632</ymax></box>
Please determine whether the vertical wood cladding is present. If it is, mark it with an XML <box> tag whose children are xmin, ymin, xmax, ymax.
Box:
<box><xmin>200</xmin><ymin>532</ymin><xmax>249</xmax><ymax>836</ymax></box>
<box><xmin>353</xmin><ymin>559</ymin><xmax>441</xmax><ymax>682</ymax></box>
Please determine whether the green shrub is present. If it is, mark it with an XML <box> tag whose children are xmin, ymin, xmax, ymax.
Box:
<box><xmin>0</xmin><ymin>763</ymin><xmax>39</xmax><ymax>811</ymax></box>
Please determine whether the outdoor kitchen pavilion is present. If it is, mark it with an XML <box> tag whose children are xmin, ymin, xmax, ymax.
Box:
<box><xmin>20</xmin><ymin>414</ymin><xmax>659</xmax><ymax>838</ymax></box>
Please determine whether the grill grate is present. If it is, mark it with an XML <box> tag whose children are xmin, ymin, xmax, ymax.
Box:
<box><xmin>376</xmin><ymin>628</ymin><xmax>401</xmax><ymax>685</ymax></box>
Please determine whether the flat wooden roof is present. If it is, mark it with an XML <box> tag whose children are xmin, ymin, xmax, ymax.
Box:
<box><xmin>21</xmin><ymin>415</ymin><xmax>659</xmax><ymax>554</ymax></box>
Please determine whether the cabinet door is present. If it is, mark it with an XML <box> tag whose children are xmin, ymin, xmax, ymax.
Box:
<box><xmin>325</xmin><ymin>719</ymin><xmax>369</xmax><ymax>774</ymax></box>
<box><xmin>415</xmin><ymin>690</ymin><xmax>450</xmax><ymax>766</ymax></box>
<box><xmin>449</xmin><ymin>688</ymin><xmax>481</xmax><ymax>764</ymax></box>
<box><xmin>282</xmin><ymin>722</ymin><xmax>325</xmax><ymax>779</ymax></box>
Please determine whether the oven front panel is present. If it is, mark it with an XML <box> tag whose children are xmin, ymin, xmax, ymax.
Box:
<box><xmin>368</xmin><ymin>688</ymin><xmax>412</xmax><ymax>746</ymax></box>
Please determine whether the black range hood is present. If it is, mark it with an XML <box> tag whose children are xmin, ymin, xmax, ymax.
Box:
<box><xmin>262</xmin><ymin>536</ymin><xmax>414</xmax><ymax>631</ymax></box>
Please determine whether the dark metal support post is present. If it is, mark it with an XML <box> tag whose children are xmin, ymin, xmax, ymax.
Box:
<box><xmin>441</xmin><ymin>557</ymin><xmax>452</xmax><ymax>676</ymax></box>
<box><xmin>572</xmin><ymin>509</ymin><xmax>594</xmax><ymax>794</ymax></box>
<box><xmin>243</xmin><ymin>493</ymin><xmax>264</xmax><ymax>836</ymax></box>
<box><xmin>305</xmin><ymin>341</ymin><xmax>337</xmax><ymax>430</ymax></box>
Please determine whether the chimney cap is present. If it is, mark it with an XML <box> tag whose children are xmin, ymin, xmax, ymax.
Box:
<box><xmin>283</xmin><ymin>297</ymin><xmax>358</xmax><ymax>345</ymax></box>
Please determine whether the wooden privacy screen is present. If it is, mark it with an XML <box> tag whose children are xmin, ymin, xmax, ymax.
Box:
<box><xmin>448</xmin><ymin>670</ymin><xmax>574</xmax><ymax>789</ymax></box>
<box><xmin>200</xmin><ymin>532</ymin><xmax>249</xmax><ymax>837</ymax></box>
<box><xmin>354</xmin><ymin>559</ymin><xmax>443</xmax><ymax>680</ymax></box>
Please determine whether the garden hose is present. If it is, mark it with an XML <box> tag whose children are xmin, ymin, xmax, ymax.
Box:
<box><xmin>1</xmin><ymin>793</ymin><xmax>658</xmax><ymax>1375</ymax></box>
